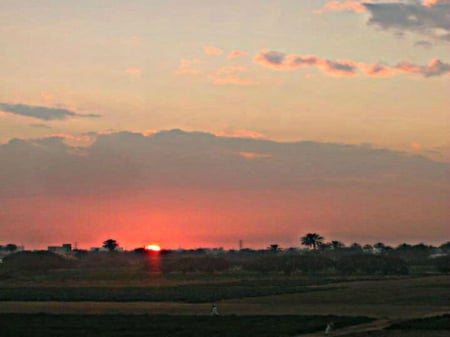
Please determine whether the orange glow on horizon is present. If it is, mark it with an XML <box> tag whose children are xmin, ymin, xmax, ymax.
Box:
<box><xmin>145</xmin><ymin>244</ymin><xmax>161</xmax><ymax>252</ymax></box>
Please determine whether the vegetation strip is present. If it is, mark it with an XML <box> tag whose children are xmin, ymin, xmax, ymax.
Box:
<box><xmin>0</xmin><ymin>314</ymin><xmax>373</xmax><ymax>337</ymax></box>
<box><xmin>0</xmin><ymin>284</ymin><xmax>339</xmax><ymax>303</ymax></box>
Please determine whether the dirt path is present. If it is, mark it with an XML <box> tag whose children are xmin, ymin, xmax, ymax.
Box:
<box><xmin>295</xmin><ymin>319</ymin><xmax>391</xmax><ymax>337</ymax></box>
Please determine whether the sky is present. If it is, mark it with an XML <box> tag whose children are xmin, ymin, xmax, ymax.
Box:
<box><xmin>0</xmin><ymin>0</ymin><xmax>449</xmax><ymax>250</ymax></box>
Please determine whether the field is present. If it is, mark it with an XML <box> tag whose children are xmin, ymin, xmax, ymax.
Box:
<box><xmin>0</xmin><ymin>269</ymin><xmax>448</xmax><ymax>336</ymax></box>
<box><xmin>0</xmin><ymin>314</ymin><xmax>373</xmax><ymax>337</ymax></box>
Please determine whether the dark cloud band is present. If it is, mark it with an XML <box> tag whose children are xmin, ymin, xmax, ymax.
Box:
<box><xmin>0</xmin><ymin>103</ymin><xmax>101</xmax><ymax>121</ymax></box>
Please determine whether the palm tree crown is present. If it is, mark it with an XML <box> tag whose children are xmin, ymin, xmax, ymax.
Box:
<box><xmin>300</xmin><ymin>233</ymin><xmax>324</xmax><ymax>250</ymax></box>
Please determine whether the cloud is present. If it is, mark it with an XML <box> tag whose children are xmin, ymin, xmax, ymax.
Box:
<box><xmin>203</xmin><ymin>46</ymin><xmax>224</xmax><ymax>56</ymax></box>
<box><xmin>422</xmin><ymin>0</ymin><xmax>450</xmax><ymax>7</ymax></box>
<box><xmin>359</xmin><ymin>63</ymin><xmax>397</xmax><ymax>77</ymax></box>
<box><xmin>253</xmin><ymin>50</ymin><xmax>358</xmax><ymax>77</ymax></box>
<box><xmin>126</xmin><ymin>68</ymin><xmax>142</xmax><ymax>76</ymax></box>
<box><xmin>48</xmin><ymin>133</ymin><xmax>92</xmax><ymax>143</ymax></box>
<box><xmin>175</xmin><ymin>59</ymin><xmax>201</xmax><ymax>75</ymax></box>
<box><xmin>315</xmin><ymin>0</ymin><xmax>366</xmax><ymax>14</ymax></box>
<box><xmin>212</xmin><ymin>66</ymin><xmax>257</xmax><ymax>86</ymax></box>
<box><xmin>0</xmin><ymin>103</ymin><xmax>101</xmax><ymax>121</ymax></box>
<box><xmin>364</xmin><ymin>1</ymin><xmax>450</xmax><ymax>42</ymax></box>
<box><xmin>254</xmin><ymin>50</ymin><xmax>450</xmax><ymax>78</ymax></box>
<box><xmin>215</xmin><ymin>129</ymin><xmax>266</xmax><ymax>139</ymax></box>
<box><xmin>395</xmin><ymin>58</ymin><xmax>450</xmax><ymax>77</ymax></box>
<box><xmin>30</xmin><ymin>123</ymin><xmax>52</xmax><ymax>129</ymax></box>
<box><xmin>1</xmin><ymin>129</ymin><xmax>448</xmax><ymax>248</ymax></box>
<box><xmin>228</xmin><ymin>50</ymin><xmax>248</xmax><ymax>59</ymax></box>
<box><xmin>320</xmin><ymin>59</ymin><xmax>359</xmax><ymax>77</ymax></box>
<box><xmin>414</xmin><ymin>40</ymin><xmax>433</xmax><ymax>48</ymax></box>
<box><xmin>239</xmin><ymin>152</ymin><xmax>272</xmax><ymax>160</ymax></box>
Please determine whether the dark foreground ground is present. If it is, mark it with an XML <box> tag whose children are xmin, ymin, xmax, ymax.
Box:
<box><xmin>0</xmin><ymin>314</ymin><xmax>371</xmax><ymax>337</ymax></box>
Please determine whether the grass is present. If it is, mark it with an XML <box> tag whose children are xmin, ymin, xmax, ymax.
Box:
<box><xmin>388</xmin><ymin>314</ymin><xmax>450</xmax><ymax>330</ymax></box>
<box><xmin>0</xmin><ymin>314</ymin><xmax>373</xmax><ymax>337</ymax></box>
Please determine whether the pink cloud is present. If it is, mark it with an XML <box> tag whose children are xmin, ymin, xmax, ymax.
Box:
<box><xmin>216</xmin><ymin>129</ymin><xmax>266</xmax><ymax>139</ymax></box>
<box><xmin>175</xmin><ymin>58</ymin><xmax>201</xmax><ymax>75</ymax></box>
<box><xmin>228</xmin><ymin>50</ymin><xmax>248</xmax><ymax>59</ymax></box>
<box><xmin>239</xmin><ymin>152</ymin><xmax>272</xmax><ymax>160</ymax></box>
<box><xmin>48</xmin><ymin>133</ymin><xmax>93</xmax><ymax>147</ymax></box>
<box><xmin>422</xmin><ymin>0</ymin><xmax>450</xmax><ymax>7</ymax></box>
<box><xmin>203</xmin><ymin>46</ymin><xmax>224</xmax><ymax>56</ymax></box>
<box><xmin>318</xmin><ymin>59</ymin><xmax>359</xmax><ymax>77</ymax></box>
<box><xmin>255</xmin><ymin>50</ymin><xmax>450</xmax><ymax>78</ymax></box>
<box><xmin>411</xmin><ymin>142</ymin><xmax>421</xmax><ymax>150</ymax></box>
<box><xmin>359</xmin><ymin>63</ymin><xmax>396</xmax><ymax>78</ymax></box>
<box><xmin>395</xmin><ymin>58</ymin><xmax>450</xmax><ymax>77</ymax></box>
<box><xmin>253</xmin><ymin>50</ymin><xmax>358</xmax><ymax>77</ymax></box>
<box><xmin>315</xmin><ymin>1</ymin><xmax>366</xmax><ymax>14</ymax></box>
<box><xmin>212</xmin><ymin>75</ymin><xmax>258</xmax><ymax>86</ymax></box>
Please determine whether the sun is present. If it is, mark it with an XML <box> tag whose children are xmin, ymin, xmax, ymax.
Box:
<box><xmin>145</xmin><ymin>244</ymin><xmax>161</xmax><ymax>252</ymax></box>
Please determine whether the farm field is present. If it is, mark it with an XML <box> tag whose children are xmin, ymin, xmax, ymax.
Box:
<box><xmin>0</xmin><ymin>273</ymin><xmax>448</xmax><ymax>336</ymax></box>
<box><xmin>0</xmin><ymin>314</ymin><xmax>373</xmax><ymax>337</ymax></box>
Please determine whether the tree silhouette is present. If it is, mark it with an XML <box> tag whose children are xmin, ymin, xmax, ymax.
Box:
<box><xmin>268</xmin><ymin>244</ymin><xmax>280</xmax><ymax>253</ymax></box>
<box><xmin>331</xmin><ymin>241</ymin><xmax>345</xmax><ymax>250</ymax></box>
<box><xmin>102</xmin><ymin>239</ymin><xmax>119</xmax><ymax>251</ymax></box>
<box><xmin>300</xmin><ymin>233</ymin><xmax>324</xmax><ymax>250</ymax></box>
<box><xmin>5</xmin><ymin>243</ymin><xmax>18</xmax><ymax>252</ymax></box>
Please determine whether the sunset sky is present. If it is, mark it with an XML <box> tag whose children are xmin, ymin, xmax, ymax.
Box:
<box><xmin>1</xmin><ymin>0</ymin><xmax>449</xmax><ymax>250</ymax></box>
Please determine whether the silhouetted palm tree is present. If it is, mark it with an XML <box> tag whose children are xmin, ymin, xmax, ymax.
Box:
<box><xmin>102</xmin><ymin>239</ymin><xmax>119</xmax><ymax>251</ymax></box>
<box><xmin>331</xmin><ymin>241</ymin><xmax>345</xmax><ymax>250</ymax></box>
<box><xmin>300</xmin><ymin>233</ymin><xmax>324</xmax><ymax>250</ymax></box>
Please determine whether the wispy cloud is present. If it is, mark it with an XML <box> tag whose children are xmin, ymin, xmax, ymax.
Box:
<box><xmin>253</xmin><ymin>50</ymin><xmax>358</xmax><ymax>77</ymax></box>
<box><xmin>228</xmin><ymin>50</ymin><xmax>248</xmax><ymax>59</ymax></box>
<box><xmin>422</xmin><ymin>0</ymin><xmax>450</xmax><ymax>7</ymax></box>
<box><xmin>48</xmin><ymin>133</ymin><xmax>93</xmax><ymax>144</ymax></box>
<box><xmin>216</xmin><ymin>129</ymin><xmax>266</xmax><ymax>139</ymax></box>
<box><xmin>415</xmin><ymin>40</ymin><xmax>433</xmax><ymax>48</ymax></box>
<box><xmin>175</xmin><ymin>58</ymin><xmax>202</xmax><ymax>75</ymax></box>
<box><xmin>203</xmin><ymin>46</ymin><xmax>224</xmax><ymax>56</ymax></box>
<box><xmin>254</xmin><ymin>50</ymin><xmax>450</xmax><ymax>78</ymax></box>
<box><xmin>239</xmin><ymin>152</ymin><xmax>272</xmax><ymax>160</ymax></box>
<box><xmin>30</xmin><ymin>123</ymin><xmax>52</xmax><ymax>129</ymax></box>
<box><xmin>0</xmin><ymin>103</ymin><xmax>101</xmax><ymax>121</ymax></box>
<box><xmin>315</xmin><ymin>0</ymin><xmax>366</xmax><ymax>14</ymax></box>
<box><xmin>395</xmin><ymin>58</ymin><xmax>450</xmax><ymax>77</ymax></box>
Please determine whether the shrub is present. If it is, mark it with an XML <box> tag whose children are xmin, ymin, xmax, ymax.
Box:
<box><xmin>336</xmin><ymin>254</ymin><xmax>408</xmax><ymax>275</ymax></box>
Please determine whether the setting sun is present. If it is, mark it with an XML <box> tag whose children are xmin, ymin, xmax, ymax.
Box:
<box><xmin>145</xmin><ymin>244</ymin><xmax>161</xmax><ymax>252</ymax></box>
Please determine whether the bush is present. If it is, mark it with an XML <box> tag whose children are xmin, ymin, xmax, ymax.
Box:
<box><xmin>432</xmin><ymin>255</ymin><xmax>450</xmax><ymax>273</ymax></box>
<box><xmin>241</xmin><ymin>255</ymin><xmax>335</xmax><ymax>275</ymax></box>
<box><xmin>2</xmin><ymin>251</ymin><xmax>75</xmax><ymax>271</ymax></box>
<box><xmin>161</xmin><ymin>256</ymin><xmax>231</xmax><ymax>274</ymax></box>
<box><xmin>336</xmin><ymin>254</ymin><xmax>408</xmax><ymax>275</ymax></box>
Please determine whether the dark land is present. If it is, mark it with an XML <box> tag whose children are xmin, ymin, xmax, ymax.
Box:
<box><xmin>0</xmin><ymin>242</ymin><xmax>449</xmax><ymax>336</ymax></box>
